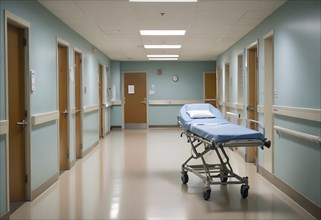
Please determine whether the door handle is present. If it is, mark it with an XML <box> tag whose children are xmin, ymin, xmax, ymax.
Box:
<box><xmin>62</xmin><ymin>109</ymin><xmax>69</xmax><ymax>115</ymax></box>
<box><xmin>246</xmin><ymin>105</ymin><xmax>254</xmax><ymax>111</ymax></box>
<box><xmin>140</xmin><ymin>98</ymin><xmax>147</xmax><ymax>104</ymax></box>
<box><xmin>16</xmin><ymin>119</ymin><xmax>28</xmax><ymax>127</ymax></box>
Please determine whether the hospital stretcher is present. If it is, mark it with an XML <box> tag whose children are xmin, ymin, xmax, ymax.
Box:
<box><xmin>177</xmin><ymin>103</ymin><xmax>271</xmax><ymax>200</ymax></box>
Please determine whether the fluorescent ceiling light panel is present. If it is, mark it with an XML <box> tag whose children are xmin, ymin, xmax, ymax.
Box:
<box><xmin>130</xmin><ymin>0</ymin><xmax>197</xmax><ymax>2</ymax></box>
<box><xmin>144</xmin><ymin>45</ymin><xmax>181</xmax><ymax>49</ymax></box>
<box><xmin>147</xmin><ymin>55</ymin><xmax>179</xmax><ymax>58</ymax></box>
<box><xmin>140</xmin><ymin>30</ymin><xmax>186</xmax><ymax>36</ymax></box>
<box><xmin>148</xmin><ymin>58</ymin><xmax>178</xmax><ymax>60</ymax></box>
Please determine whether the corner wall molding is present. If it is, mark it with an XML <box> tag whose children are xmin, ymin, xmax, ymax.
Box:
<box><xmin>0</xmin><ymin>120</ymin><xmax>9</xmax><ymax>135</ymax></box>
<box><xmin>31</xmin><ymin>111</ymin><xmax>59</xmax><ymax>126</ymax></box>
<box><xmin>273</xmin><ymin>105</ymin><xmax>321</xmax><ymax>122</ymax></box>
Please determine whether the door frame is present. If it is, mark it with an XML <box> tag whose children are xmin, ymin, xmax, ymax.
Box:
<box><xmin>4</xmin><ymin>10</ymin><xmax>32</xmax><ymax>206</ymax></box>
<box><xmin>105</xmin><ymin>66</ymin><xmax>111</xmax><ymax>134</ymax></box>
<box><xmin>121</xmin><ymin>71</ymin><xmax>148</xmax><ymax>129</ymax></box>
<box><xmin>98</xmin><ymin>63</ymin><xmax>104</xmax><ymax>137</ymax></box>
<box><xmin>224</xmin><ymin>62</ymin><xmax>230</xmax><ymax>105</ymax></box>
<box><xmin>56</xmin><ymin>37</ymin><xmax>70</xmax><ymax>170</ymax></box>
<box><xmin>263</xmin><ymin>31</ymin><xmax>274</xmax><ymax>172</ymax></box>
<box><xmin>74</xmin><ymin>47</ymin><xmax>83</xmax><ymax>158</ymax></box>
<box><xmin>246</xmin><ymin>40</ymin><xmax>259</xmax><ymax>163</ymax></box>
<box><xmin>237</xmin><ymin>51</ymin><xmax>244</xmax><ymax>105</ymax></box>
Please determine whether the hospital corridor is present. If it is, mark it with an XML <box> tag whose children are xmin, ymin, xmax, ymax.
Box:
<box><xmin>9</xmin><ymin>129</ymin><xmax>314</xmax><ymax>219</ymax></box>
<box><xmin>0</xmin><ymin>0</ymin><xmax>320</xmax><ymax>219</ymax></box>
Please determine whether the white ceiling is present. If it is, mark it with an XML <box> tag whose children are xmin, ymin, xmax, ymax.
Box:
<box><xmin>39</xmin><ymin>0</ymin><xmax>286</xmax><ymax>61</ymax></box>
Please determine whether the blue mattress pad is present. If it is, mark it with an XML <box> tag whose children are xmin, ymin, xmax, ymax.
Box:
<box><xmin>178</xmin><ymin>104</ymin><xmax>265</xmax><ymax>142</ymax></box>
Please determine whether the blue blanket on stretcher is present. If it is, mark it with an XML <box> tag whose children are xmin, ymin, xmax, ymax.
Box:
<box><xmin>178</xmin><ymin>103</ymin><xmax>265</xmax><ymax>142</ymax></box>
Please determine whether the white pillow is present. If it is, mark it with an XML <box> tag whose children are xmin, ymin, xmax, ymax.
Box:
<box><xmin>187</xmin><ymin>110</ymin><xmax>215</xmax><ymax>118</ymax></box>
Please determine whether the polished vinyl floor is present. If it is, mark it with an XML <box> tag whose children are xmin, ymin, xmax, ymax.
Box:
<box><xmin>11</xmin><ymin>128</ymin><xmax>314</xmax><ymax>219</ymax></box>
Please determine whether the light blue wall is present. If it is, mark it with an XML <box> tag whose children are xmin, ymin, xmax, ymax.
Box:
<box><xmin>110</xmin><ymin>61</ymin><xmax>215</xmax><ymax>126</ymax></box>
<box><xmin>31</xmin><ymin>122</ymin><xmax>58</xmax><ymax>189</ymax></box>
<box><xmin>0</xmin><ymin>136</ymin><xmax>6</xmax><ymax>216</ymax></box>
<box><xmin>111</xmin><ymin>61</ymin><xmax>121</xmax><ymax>100</ymax></box>
<box><xmin>216</xmin><ymin>0</ymin><xmax>320</xmax><ymax>207</ymax></box>
<box><xmin>0</xmin><ymin>0</ymin><xmax>110</xmax><ymax>215</ymax></box>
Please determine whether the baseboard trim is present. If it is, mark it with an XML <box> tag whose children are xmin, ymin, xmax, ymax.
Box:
<box><xmin>0</xmin><ymin>211</ymin><xmax>10</xmax><ymax>220</ymax></box>
<box><xmin>31</xmin><ymin>172</ymin><xmax>59</xmax><ymax>200</ymax></box>
<box><xmin>70</xmin><ymin>159</ymin><xmax>76</xmax><ymax>169</ymax></box>
<box><xmin>258</xmin><ymin>166</ymin><xmax>321</xmax><ymax>220</ymax></box>
<box><xmin>81</xmin><ymin>141</ymin><xmax>98</xmax><ymax>158</ymax></box>
<box><xmin>111</xmin><ymin>126</ymin><xmax>121</xmax><ymax>130</ymax></box>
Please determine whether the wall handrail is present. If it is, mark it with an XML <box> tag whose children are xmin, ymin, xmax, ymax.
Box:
<box><xmin>83</xmin><ymin>105</ymin><xmax>99</xmax><ymax>113</ymax></box>
<box><xmin>148</xmin><ymin>100</ymin><xmax>204</xmax><ymax>106</ymax></box>
<box><xmin>32</xmin><ymin>111</ymin><xmax>59</xmax><ymax>126</ymax></box>
<box><xmin>274</xmin><ymin>126</ymin><xmax>321</xmax><ymax>146</ymax></box>
<box><xmin>273</xmin><ymin>105</ymin><xmax>321</xmax><ymax>122</ymax></box>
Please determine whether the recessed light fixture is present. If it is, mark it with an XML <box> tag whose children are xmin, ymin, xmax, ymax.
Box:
<box><xmin>148</xmin><ymin>58</ymin><xmax>178</xmax><ymax>61</ymax></box>
<box><xmin>147</xmin><ymin>55</ymin><xmax>179</xmax><ymax>58</ymax></box>
<box><xmin>130</xmin><ymin>0</ymin><xmax>197</xmax><ymax>2</ymax></box>
<box><xmin>144</xmin><ymin>45</ymin><xmax>181</xmax><ymax>49</ymax></box>
<box><xmin>140</xmin><ymin>30</ymin><xmax>186</xmax><ymax>36</ymax></box>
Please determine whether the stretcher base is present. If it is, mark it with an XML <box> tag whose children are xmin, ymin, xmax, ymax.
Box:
<box><xmin>180</xmin><ymin>131</ymin><xmax>252</xmax><ymax>200</ymax></box>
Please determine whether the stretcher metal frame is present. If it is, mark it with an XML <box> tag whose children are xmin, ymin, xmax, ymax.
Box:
<box><xmin>178</xmin><ymin>118</ymin><xmax>271</xmax><ymax>200</ymax></box>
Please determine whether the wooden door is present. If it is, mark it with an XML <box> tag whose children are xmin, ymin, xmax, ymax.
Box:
<box><xmin>8</xmin><ymin>23</ymin><xmax>26</xmax><ymax>202</ymax></box>
<box><xmin>74</xmin><ymin>51</ymin><xmax>82</xmax><ymax>158</ymax></box>
<box><xmin>58</xmin><ymin>45</ymin><xmax>69</xmax><ymax>170</ymax></box>
<box><xmin>98</xmin><ymin>64</ymin><xmax>104</xmax><ymax>137</ymax></box>
<box><xmin>204</xmin><ymin>72</ymin><xmax>217</xmax><ymax>107</ymax></box>
<box><xmin>247</xmin><ymin>47</ymin><xmax>258</xmax><ymax>163</ymax></box>
<box><xmin>124</xmin><ymin>73</ymin><xmax>147</xmax><ymax>129</ymax></box>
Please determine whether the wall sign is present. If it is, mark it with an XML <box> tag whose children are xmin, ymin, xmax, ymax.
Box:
<box><xmin>128</xmin><ymin>85</ymin><xmax>135</xmax><ymax>94</ymax></box>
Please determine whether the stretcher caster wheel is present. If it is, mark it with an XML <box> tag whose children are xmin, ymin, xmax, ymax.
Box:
<box><xmin>241</xmin><ymin>185</ymin><xmax>250</xmax><ymax>198</ymax></box>
<box><xmin>220</xmin><ymin>172</ymin><xmax>228</xmax><ymax>183</ymax></box>
<box><xmin>203</xmin><ymin>187</ymin><xmax>211</xmax><ymax>200</ymax></box>
<box><xmin>181</xmin><ymin>172</ymin><xmax>189</xmax><ymax>184</ymax></box>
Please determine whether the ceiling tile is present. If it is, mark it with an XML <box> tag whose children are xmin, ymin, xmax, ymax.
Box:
<box><xmin>39</xmin><ymin>0</ymin><xmax>286</xmax><ymax>61</ymax></box>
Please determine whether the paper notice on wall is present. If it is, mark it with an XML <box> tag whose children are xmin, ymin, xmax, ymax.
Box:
<box><xmin>31</xmin><ymin>70</ymin><xmax>36</xmax><ymax>92</ymax></box>
<box><xmin>128</xmin><ymin>85</ymin><xmax>135</xmax><ymax>94</ymax></box>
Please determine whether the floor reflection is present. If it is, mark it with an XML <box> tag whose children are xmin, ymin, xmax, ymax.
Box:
<box><xmin>10</xmin><ymin>129</ymin><xmax>315</xmax><ymax>220</ymax></box>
